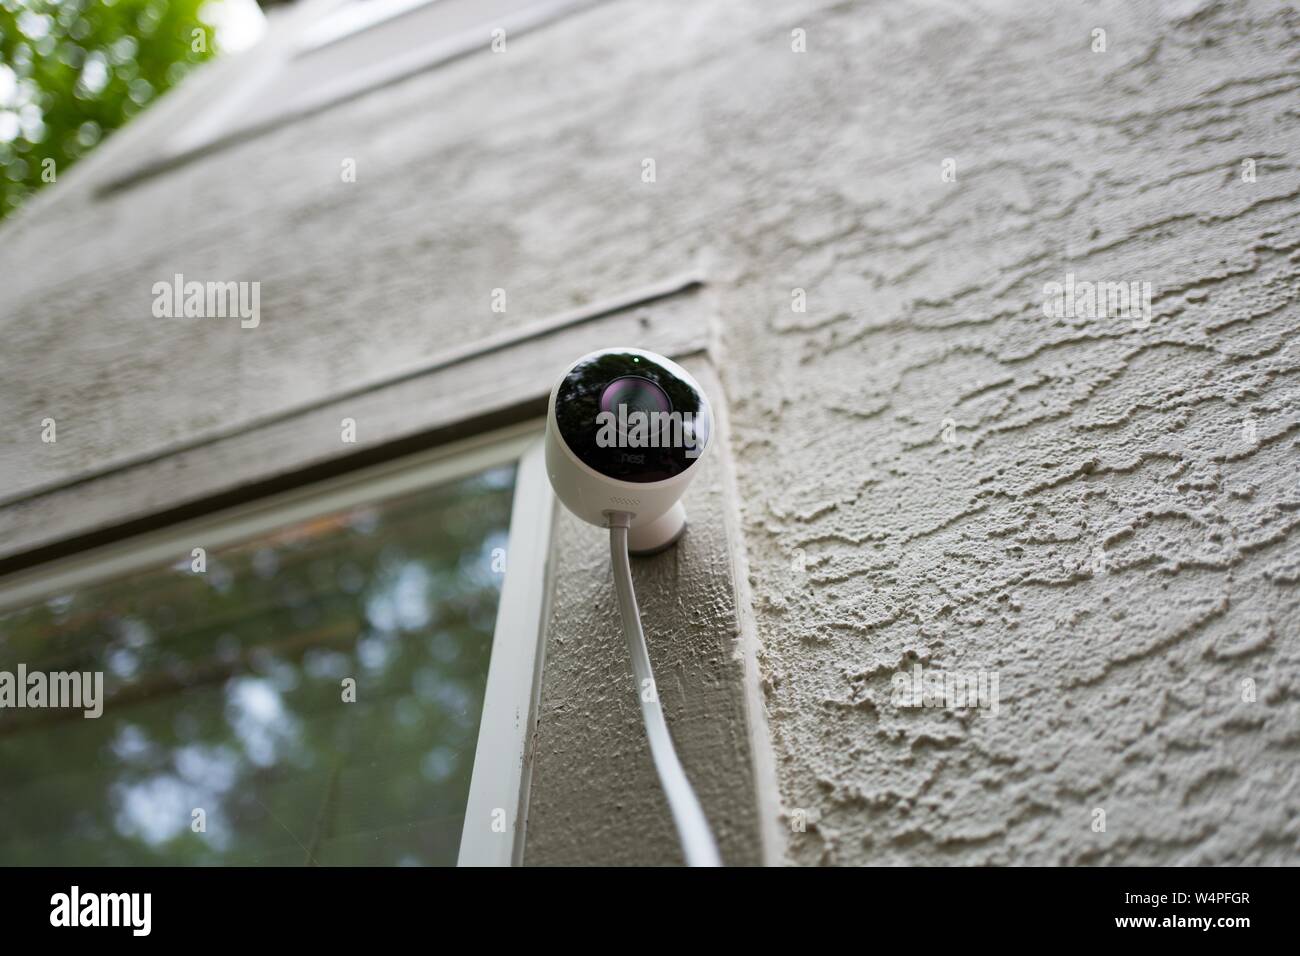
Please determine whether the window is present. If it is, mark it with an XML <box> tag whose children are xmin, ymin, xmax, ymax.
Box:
<box><xmin>0</xmin><ymin>429</ymin><xmax>551</xmax><ymax>866</ymax></box>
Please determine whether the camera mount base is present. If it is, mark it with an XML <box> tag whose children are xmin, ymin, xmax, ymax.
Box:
<box><xmin>626</xmin><ymin>502</ymin><xmax>688</xmax><ymax>556</ymax></box>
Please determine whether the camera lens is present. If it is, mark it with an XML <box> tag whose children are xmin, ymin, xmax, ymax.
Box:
<box><xmin>599</xmin><ymin>376</ymin><xmax>672</xmax><ymax>421</ymax></box>
<box><xmin>553</xmin><ymin>349</ymin><xmax>710</xmax><ymax>483</ymax></box>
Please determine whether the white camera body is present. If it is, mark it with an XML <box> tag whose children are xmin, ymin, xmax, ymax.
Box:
<box><xmin>545</xmin><ymin>348</ymin><xmax>712</xmax><ymax>554</ymax></box>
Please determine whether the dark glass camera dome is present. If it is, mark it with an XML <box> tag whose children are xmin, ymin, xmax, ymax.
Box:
<box><xmin>553</xmin><ymin>350</ymin><xmax>710</xmax><ymax>482</ymax></box>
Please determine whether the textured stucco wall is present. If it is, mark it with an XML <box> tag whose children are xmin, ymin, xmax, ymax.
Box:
<box><xmin>715</xmin><ymin>0</ymin><xmax>1300</xmax><ymax>864</ymax></box>
<box><xmin>2</xmin><ymin>0</ymin><xmax>1298</xmax><ymax>864</ymax></box>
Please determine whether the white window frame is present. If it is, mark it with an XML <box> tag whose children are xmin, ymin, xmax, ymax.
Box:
<box><xmin>456</xmin><ymin>433</ymin><xmax>552</xmax><ymax>866</ymax></box>
<box><xmin>0</xmin><ymin>422</ymin><xmax>553</xmax><ymax>867</ymax></box>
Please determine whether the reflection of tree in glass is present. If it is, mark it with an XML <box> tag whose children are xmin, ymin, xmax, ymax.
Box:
<box><xmin>0</xmin><ymin>465</ymin><xmax>516</xmax><ymax>865</ymax></box>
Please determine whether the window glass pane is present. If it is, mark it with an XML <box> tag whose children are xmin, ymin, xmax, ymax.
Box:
<box><xmin>0</xmin><ymin>463</ymin><xmax>516</xmax><ymax>866</ymax></box>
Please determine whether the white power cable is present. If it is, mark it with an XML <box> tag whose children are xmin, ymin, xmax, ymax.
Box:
<box><xmin>607</xmin><ymin>513</ymin><xmax>722</xmax><ymax>867</ymax></box>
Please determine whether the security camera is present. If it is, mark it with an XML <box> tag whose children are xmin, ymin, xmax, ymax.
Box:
<box><xmin>545</xmin><ymin>347</ymin><xmax>723</xmax><ymax>865</ymax></box>
<box><xmin>545</xmin><ymin>347</ymin><xmax>713</xmax><ymax>554</ymax></box>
